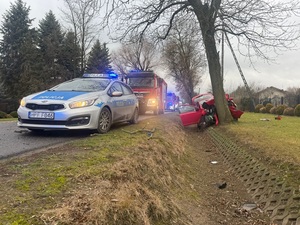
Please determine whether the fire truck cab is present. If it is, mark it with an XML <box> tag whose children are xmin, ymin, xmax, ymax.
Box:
<box><xmin>126</xmin><ymin>70</ymin><xmax>167</xmax><ymax>115</ymax></box>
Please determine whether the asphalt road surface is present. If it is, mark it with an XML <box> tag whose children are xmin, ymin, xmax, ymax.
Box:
<box><xmin>0</xmin><ymin>112</ymin><xmax>159</xmax><ymax>159</ymax></box>
<box><xmin>0</xmin><ymin>121</ymin><xmax>92</xmax><ymax>159</ymax></box>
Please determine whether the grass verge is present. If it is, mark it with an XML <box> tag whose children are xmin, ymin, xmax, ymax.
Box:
<box><xmin>0</xmin><ymin>118</ymin><xmax>17</xmax><ymax>122</ymax></box>
<box><xmin>0</xmin><ymin>115</ymin><xmax>189</xmax><ymax>225</ymax></box>
<box><xmin>218</xmin><ymin>112</ymin><xmax>300</xmax><ymax>187</ymax></box>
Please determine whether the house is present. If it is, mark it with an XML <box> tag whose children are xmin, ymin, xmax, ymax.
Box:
<box><xmin>257</xmin><ymin>86</ymin><xmax>288</xmax><ymax>106</ymax></box>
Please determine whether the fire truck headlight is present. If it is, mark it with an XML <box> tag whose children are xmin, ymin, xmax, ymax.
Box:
<box><xmin>147</xmin><ymin>98</ymin><xmax>157</xmax><ymax>106</ymax></box>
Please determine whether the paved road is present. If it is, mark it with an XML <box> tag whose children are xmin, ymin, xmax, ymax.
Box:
<box><xmin>0</xmin><ymin>121</ymin><xmax>91</xmax><ymax>159</ymax></box>
<box><xmin>0</xmin><ymin>112</ymin><xmax>159</xmax><ymax>159</ymax></box>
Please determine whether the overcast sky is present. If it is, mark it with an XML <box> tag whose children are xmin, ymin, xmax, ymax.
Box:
<box><xmin>1</xmin><ymin>0</ymin><xmax>300</xmax><ymax>94</ymax></box>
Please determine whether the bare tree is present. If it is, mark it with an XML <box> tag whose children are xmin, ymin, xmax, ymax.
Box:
<box><xmin>60</xmin><ymin>0</ymin><xmax>103</xmax><ymax>73</ymax></box>
<box><xmin>286</xmin><ymin>87</ymin><xmax>300</xmax><ymax>107</ymax></box>
<box><xmin>103</xmin><ymin>0</ymin><xmax>300</xmax><ymax>124</ymax></box>
<box><xmin>111</xmin><ymin>38</ymin><xmax>159</xmax><ymax>77</ymax></box>
<box><xmin>162</xmin><ymin>20</ymin><xmax>206</xmax><ymax>103</ymax></box>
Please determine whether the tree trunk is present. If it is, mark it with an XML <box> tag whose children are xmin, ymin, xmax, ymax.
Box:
<box><xmin>191</xmin><ymin>2</ymin><xmax>233</xmax><ymax>124</ymax></box>
<box><xmin>204</xmin><ymin>34</ymin><xmax>232</xmax><ymax>123</ymax></box>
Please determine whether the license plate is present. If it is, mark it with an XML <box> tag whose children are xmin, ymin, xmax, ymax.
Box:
<box><xmin>136</xmin><ymin>94</ymin><xmax>144</xmax><ymax>98</ymax></box>
<box><xmin>28</xmin><ymin>111</ymin><xmax>54</xmax><ymax>119</ymax></box>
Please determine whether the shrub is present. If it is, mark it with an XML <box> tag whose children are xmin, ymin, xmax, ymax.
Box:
<box><xmin>270</xmin><ymin>106</ymin><xmax>277</xmax><ymax>114</ymax></box>
<box><xmin>294</xmin><ymin>104</ymin><xmax>300</xmax><ymax>117</ymax></box>
<box><xmin>0</xmin><ymin>111</ymin><xmax>7</xmax><ymax>118</ymax></box>
<box><xmin>240</xmin><ymin>97</ymin><xmax>252</xmax><ymax>112</ymax></box>
<box><xmin>5</xmin><ymin>114</ymin><xmax>13</xmax><ymax>118</ymax></box>
<box><xmin>262</xmin><ymin>100</ymin><xmax>271</xmax><ymax>106</ymax></box>
<box><xmin>275</xmin><ymin>105</ymin><xmax>288</xmax><ymax>115</ymax></box>
<box><xmin>283</xmin><ymin>107</ymin><xmax>295</xmax><ymax>116</ymax></box>
<box><xmin>259</xmin><ymin>107</ymin><xmax>267</xmax><ymax>113</ymax></box>
<box><xmin>255</xmin><ymin>104</ymin><xmax>264</xmax><ymax>113</ymax></box>
<box><xmin>9</xmin><ymin>111</ymin><xmax>18</xmax><ymax>118</ymax></box>
<box><xmin>265</xmin><ymin>103</ymin><xmax>273</xmax><ymax>113</ymax></box>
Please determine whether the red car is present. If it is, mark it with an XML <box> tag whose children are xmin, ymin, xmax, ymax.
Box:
<box><xmin>179</xmin><ymin>93</ymin><xmax>243</xmax><ymax>129</ymax></box>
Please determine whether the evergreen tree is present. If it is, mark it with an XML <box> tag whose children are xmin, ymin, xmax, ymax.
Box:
<box><xmin>60</xmin><ymin>31</ymin><xmax>81</xmax><ymax>80</ymax></box>
<box><xmin>38</xmin><ymin>10</ymin><xmax>64</xmax><ymax>87</ymax></box>
<box><xmin>0</xmin><ymin>0</ymin><xmax>34</xmax><ymax>99</ymax></box>
<box><xmin>18</xmin><ymin>30</ymin><xmax>43</xmax><ymax>96</ymax></box>
<box><xmin>85</xmin><ymin>40</ymin><xmax>112</xmax><ymax>73</ymax></box>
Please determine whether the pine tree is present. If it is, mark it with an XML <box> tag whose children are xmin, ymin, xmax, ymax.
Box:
<box><xmin>18</xmin><ymin>30</ymin><xmax>43</xmax><ymax>96</ymax></box>
<box><xmin>0</xmin><ymin>0</ymin><xmax>34</xmax><ymax>99</ymax></box>
<box><xmin>85</xmin><ymin>40</ymin><xmax>112</xmax><ymax>73</ymax></box>
<box><xmin>38</xmin><ymin>10</ymin><xmax>64</xmax><ymax>87</ymax></box>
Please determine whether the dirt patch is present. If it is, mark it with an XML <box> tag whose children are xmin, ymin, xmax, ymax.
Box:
<box><xmin>0</xmin><ymin>113</ymin><xmax>272</xmax><ymax>224</ymax></box>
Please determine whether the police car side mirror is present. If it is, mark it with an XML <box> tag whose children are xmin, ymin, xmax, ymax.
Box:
<box><xmin>111</xmin><ymin>91</ymin><xmax>123</xmax><ymax>97</ymax></box>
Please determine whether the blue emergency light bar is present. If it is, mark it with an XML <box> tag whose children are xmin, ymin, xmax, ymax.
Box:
<box><xmin>129</xmin><ymin>69</ymin><xmax>153</xmax><ymax>73</ymax></box>
<box><xmin>83</xmin><ymin>73</ymin><xmax>118</xmax><ymax>79</ymax></box>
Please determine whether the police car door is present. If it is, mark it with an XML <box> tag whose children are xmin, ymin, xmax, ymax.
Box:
<box><xmin>120</xmin><ymin>82</ymin><xmax>137</xmax><ymax>119</ymax></box>
<box><xmin>108</xmin><ymin>82</ymin><xmax>128</xmax><ymax>122</ymax></box>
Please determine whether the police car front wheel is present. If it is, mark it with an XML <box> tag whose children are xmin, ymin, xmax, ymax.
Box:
<box><xmin>97</xmin><ymin>107</ymin><xmax>112</xmax><ymax>133</ymax></box>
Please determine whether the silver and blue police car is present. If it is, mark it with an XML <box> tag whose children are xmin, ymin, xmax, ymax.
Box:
<box><xmin>17</xmin><ymin>73</ymin><xmax>139</xmax><ymax>133</ymax></box>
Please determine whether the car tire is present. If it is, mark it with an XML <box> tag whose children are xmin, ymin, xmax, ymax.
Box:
<box><xmin>97</xmin><ymin>107</ymin><xmax>112</xmax><ymax>133</ymax></box>
<box><xmin>129</xmin><ymin>108</ymin><xmax>139</xmax><ymax>124</ymax></box>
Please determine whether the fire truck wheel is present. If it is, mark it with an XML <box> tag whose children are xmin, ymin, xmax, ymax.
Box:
<box><xmin>97</xmin><ymin>107</ymin><xmax>112</xmax><ymax>133</ymax></box>
<box><xmin>129</xmin><ymin>108</ymin><xmax>139</xmax><ymax>124</ymax></box>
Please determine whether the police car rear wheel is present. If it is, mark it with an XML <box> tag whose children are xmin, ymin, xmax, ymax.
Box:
<box><xmin>129</xmin><ymin>108</ymin><xmax>139</xmax><ymax>124</ymax></box>
<box><xmin>97</xmin><ymin>107</ymin><xmax>112</xmax><ymax>133</ymax></box>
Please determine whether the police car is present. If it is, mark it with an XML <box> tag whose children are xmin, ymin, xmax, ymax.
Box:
<box><xmin>17</xmin><ymin>73</ymin><xmax>139</xmax><ymax>133</ymax></box>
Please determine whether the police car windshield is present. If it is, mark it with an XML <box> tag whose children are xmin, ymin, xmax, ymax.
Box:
<box><xmin>50</xmin><ymin>79</ymin><xmax>111</xmax><ymax>92</ymax></box>
<box><xmin>128</xmin><ymin>77</ymin><xmax>154</xmax><ymax>88</ymax></box>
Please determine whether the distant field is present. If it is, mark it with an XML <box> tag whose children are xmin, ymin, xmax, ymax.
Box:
<box><xmin>219</xmin><ymin>112</ymin><xmax>300</xmax><ymax>164</ymax></box>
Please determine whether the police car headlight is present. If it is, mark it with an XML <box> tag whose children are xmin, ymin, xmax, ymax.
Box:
<box><xmin>69</xmin><ymin>99</ymin><xmax>96</xmax><ymax>109</ymax></box>
<box><xmin>20</xmin><ymin>98</ymin><xmax>26</xmax><ymax>107</ymax></box>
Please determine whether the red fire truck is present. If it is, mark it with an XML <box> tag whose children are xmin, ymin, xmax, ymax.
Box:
<box><xmin>126</xmin><ymin>70</ymin><xmax>167</xmax><ymax>115</ymax></box>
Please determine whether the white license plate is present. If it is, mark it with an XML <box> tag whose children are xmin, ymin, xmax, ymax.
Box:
<box><xmin>28</xmin><ymin>111</ymin><xmax>54</xmax><ymax>119</ymax></box>
<box><xmin>136</xmin><ymin>94</ymin><xmax>144</xmax><ymax>98</ymax></box>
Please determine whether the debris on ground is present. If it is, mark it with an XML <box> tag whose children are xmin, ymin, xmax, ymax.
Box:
<box><xmin>260</xmin><ymin>118</ymin><xmax>270</xmax><ymax>121</ymax></box>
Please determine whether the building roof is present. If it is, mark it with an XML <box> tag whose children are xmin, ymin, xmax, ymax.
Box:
<box><xmin>257</xmin><ymin>86</ymin><xmax>287</xmax><ymax>95</ymax></box>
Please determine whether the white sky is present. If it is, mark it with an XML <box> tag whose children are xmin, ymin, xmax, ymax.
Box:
<box><xmin>1</xmin><ymin>0</ymin><xmax>300</xmax><ymax>94</ymax></box>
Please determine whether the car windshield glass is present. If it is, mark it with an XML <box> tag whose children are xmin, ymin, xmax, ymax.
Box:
<box><xmin>128</xmin><ymin>77</ymin><xmax>154</xmax><ymax>88</ymax></box>
<box><xmin>193</xmin><ymin>94</ymin><xmax>213</xmax><ymax>105</ymax></box>
<box><xmin>50</xmin><ymin>79</ymin><xmax>111</xmax><ymax>92</ymax></box>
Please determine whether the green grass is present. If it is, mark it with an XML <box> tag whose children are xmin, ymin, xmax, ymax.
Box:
<box><xmin>220</xmin><ymin>112</ymin><xmax>300</xmax><ymax>164</ymax></box>
<box><xmin>0</xmin><ymin>113</ymin><xmax>299</xmax><ymax>224</ymax></box>
<box><xmin>0</xmin><ymin>121</ymin><xmax>158</xmax><ymax>224</ymax></box>
<box><xmin>0</xmin><ymin>118</ymin><xmax>17</xmax><ymax>122</ymax></box>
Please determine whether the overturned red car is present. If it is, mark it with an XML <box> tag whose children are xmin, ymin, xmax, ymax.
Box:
<box><xmin>179</xmin><ymin>93</ymin><xmax>243</xmax><ymax>130</ymax></box>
